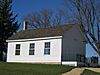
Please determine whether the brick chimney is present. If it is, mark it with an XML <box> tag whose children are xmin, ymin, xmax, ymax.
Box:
<box><xmin>23</xmin><ymin>20</ymin><xmax>28</xmax><ymax>30</ymax></box>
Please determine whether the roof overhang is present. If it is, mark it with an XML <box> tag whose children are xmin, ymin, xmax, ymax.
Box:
<box><xmin>6</xmin><ymin>36</ymin><xmax>62</xmax><ymax>43</ymax></box>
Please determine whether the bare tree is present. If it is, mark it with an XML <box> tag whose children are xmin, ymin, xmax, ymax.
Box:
<box><xmin>63</xmin><ymin>0</ymin><xmax>100</xmax><ymax>55</ymax></box>
<box><xmin>23</xmin><ymin>9</ymin><xmax>67</xmax><ymax>29</ymax></box>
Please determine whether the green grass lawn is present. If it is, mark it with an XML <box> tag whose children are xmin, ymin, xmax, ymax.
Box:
<box><xmin>0</xmin><ymin>62</ymin><xmax>74</xmax><ymax>75</ymax></box>
<box><xmin>81</xmin><ymin>69</ymin><xmax>100</xmax><ymax>75</ymax></box>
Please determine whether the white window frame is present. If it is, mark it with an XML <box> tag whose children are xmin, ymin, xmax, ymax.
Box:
<box><xmin>15</xmin><ymin>44</ymin><xmax>20</xmax><ymax>55</ymax></box>
<box><xmin>29</xmin><ymin>43</ymin><xmax>35</xmax><ymax>55</ymax></box>
<box><xmin>44</xmin><ymin>42</ymin><xmax>50</xmax><ymax>55</ymax></box>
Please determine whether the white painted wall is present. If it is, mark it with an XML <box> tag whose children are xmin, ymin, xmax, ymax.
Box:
<box><xmin>62</xmin><ymin>61</ymin><xmax>77</xmax><ymax>66</ymax></box>
<box><xmin>7</xmin><ymin>37</ymin><xmax>62</xmax><ymax>63</ymax></box>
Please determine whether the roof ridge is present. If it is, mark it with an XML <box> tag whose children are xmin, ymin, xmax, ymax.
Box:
<box><xmin>21</xmin><ymin>24</ymin><xmax>75</xmax><ymax>31</ymax></box>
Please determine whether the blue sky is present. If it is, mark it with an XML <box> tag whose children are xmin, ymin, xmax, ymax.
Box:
<box><xmin>12</xmin><ymin>0</ymin><xmax>63</xmax><ymax>23</ymax></box>
<box><xmin>12</xmin><ymin>0</ymin><xmax>97</xmax><ymax>57</ymax></box>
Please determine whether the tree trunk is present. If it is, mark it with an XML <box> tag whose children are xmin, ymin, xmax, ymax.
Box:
<box><xmin>0</xmin><ymin>50</ymin><xmax>3</xmax><ymax>61</ymax></box>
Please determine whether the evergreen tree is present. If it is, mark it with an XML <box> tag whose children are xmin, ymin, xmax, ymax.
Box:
<box><xmin>0</xmin><ymin>0</ymin><xmax>19</xmax><ymax>60</ymax></box>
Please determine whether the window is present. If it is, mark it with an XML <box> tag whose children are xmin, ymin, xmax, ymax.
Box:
<box><xmin>15</xmin><ymin>44</ymin><xmax>20</xmax><ymax>55</ymax></box>
<box><xmin>91</xmin><ymin>57</ymin><xmax>98</xmax><ymax>63</ymax></box>
<box><xmin>44</xmin><ymin>42</ymin><xmax>50</xmax><ymax>55</ymax></box>
<box><xmin>76</xmin><ymin>54</ymin><xmax>85</xmax><ymax>62</ymax></box>
<box><xmin>29</xmin><ymin>43</ymin><xmax>35</xmax><ymax>55</ymax></box>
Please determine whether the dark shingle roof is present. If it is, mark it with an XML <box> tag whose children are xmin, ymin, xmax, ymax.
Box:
<box><xmin>8</xmin><ymin>24</ymin><xmax>74</xmax><ymax>40</ymax></box>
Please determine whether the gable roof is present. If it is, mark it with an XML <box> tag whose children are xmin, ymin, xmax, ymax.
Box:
<box><xmin>8</xmin><ymin>24</ymin><xmax>75</xmax><ymax>40</ymax></box>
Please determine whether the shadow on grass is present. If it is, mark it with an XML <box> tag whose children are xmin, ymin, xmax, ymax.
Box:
<box><xmin>81</xmin><ymin>69</ymin><xmax>100</xmax><ymax>75</ymax></box>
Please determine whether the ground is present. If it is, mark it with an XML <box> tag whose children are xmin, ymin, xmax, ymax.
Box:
<box><xmin>0</xmin><ymin>62</ymin><xmax>100</xmax><ymax>75</ymax></box>
<box><xmin>62</xmin><ymin>68</ymin><xmax>100</xmax><ymax>75</ymax></box>
<box><xmin>0</xmin><ymin>62</ymin><xmax>74</xmax><ymax>75</ymax></box>
<box><xmin>81</xmin><ymin>69</ymin><xmax>100</xmax><ymax>75</ymax></box>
